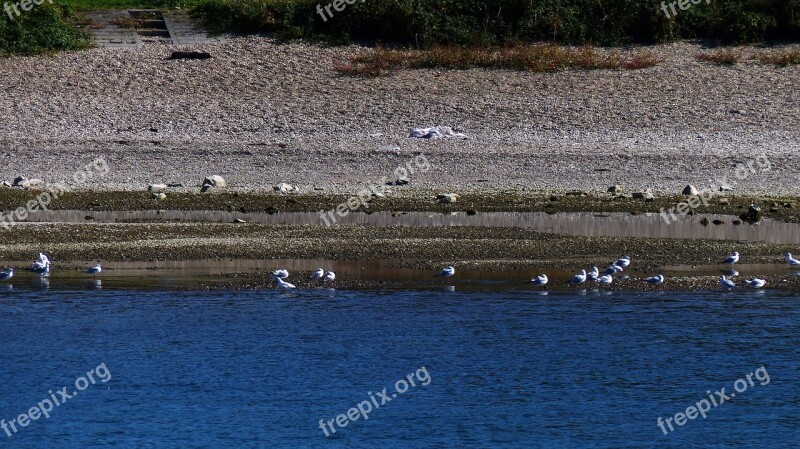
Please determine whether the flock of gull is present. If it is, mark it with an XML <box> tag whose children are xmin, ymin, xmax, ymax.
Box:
<box><xmin>3</xmin><ymin>252</ymin><xmax>800</xmax><ymax>290</ymax></box>
<box><xmin>523</xmin><ymin>252</ymin><xmax>800</xmax><ymax>290</ymax></box>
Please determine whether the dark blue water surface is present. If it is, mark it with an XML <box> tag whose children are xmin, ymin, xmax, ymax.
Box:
<box><xmin>0</xmin><ymin>288</ymin><xmax>798</xmax><ymax>448</ymax></box>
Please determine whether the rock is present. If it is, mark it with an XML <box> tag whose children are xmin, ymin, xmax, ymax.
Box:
<box><xmin>740</xmin><ymin>204</ymin><xmax>762</xmax><ymax>223</ymax></box>
<box><xmin>233</xmin><ymin>218</ymin><xmax>246</xmax><ymax>223</ymax></box>
<box><xmin>718</xmin><ymin>198</ymin><xmax>730</xmax><ymax>205</ymax></box>
<box><xmin>719</xmin><ymin>185</ymin><xmax>733</xmax><ymax>192</ymax></box>
<box><xmin>167</xmin><ymin>183</ymin><xmax>183</xmax><ymax>188</ymax></box>
<box><xmin>151</xmin><ymin>192</ymin><xmax>167</xmax><ymax>200</ymax></box>
<box><xmin>770</xmin><ymin>207</ymin><xmax>779</xmax><ymax>212</ymax></box>
<box><xmin>437</xmin><ymin>193</ymin><xmax>460</xmax><ymax>204</ymax></box>
<box><xmin>274</xmin><ymin>183</ymin><xmax>298</xmax><ymax>194</ymax></box>
<box><xmin>168</xmin><ymin>51</ymin><xmax>211</xmax><ymax>60</ymax></box>
<box><xmin>84</xmin><ymin>215</ymin><xmax>94</xmax><ymax>220</ymax></box>
<box><xmin>712</xmin><ymin>219</ymin><xmax>724</xmax><ymax>225</ymax></box>
<box><xmin>395</xmin><ymin>174</ymin><xmax>410</xmax><ymax>185</ymax></box>
<box><xmin>566</xmin><ymin>190</ymin><xmax>587</xmax><ymax>196</ymax></box>
<box><xmin>732</xmin><ymin>219</ymin><xmax>742</xmax><ymax>225</ymax></box>
<box><xmin>0</xmin><ymin>181</ymin><xmax>11</xmax><ymax>187</ymax></box>
<box><xmin>201</xmin><ymin>184</ymin><xmax>212</xmax><ymax>193</ymax></box>
<box><xmin>607</xmin><ymin>185</ymin><xmax>623</xmax><ymax>193</ymax></box>
<box><xmin>682</xmin><ymin>185</ymin><xmax>699</xmax><ymax>196</ymax></box>
<box><xmin>27</xmin><ymin>179</ymin><xmax>43</xmax><ymax>188</ymax></box>
<box><xmin>784</xmin><ymin>202</ymin><xmax>795</xmax><ymax>209</ymax></box>
<box><xmin>644</xmin><ymin>192</ymin><xmax>655</xmax><ymax>202</ymax></box>
<box><xmin>203</xmin><ymin>175</ymin><xmax>227</xmax><ymax>188</ymax></box>
<box><xmin>265</xmin><ymin>206</ymin><xmax>279</xmax><ymax>214</ymax></box>
<box><xmin>148</xmin><ymin>183</ymin><xmax>167</xmax><ymax>193</ymax></box>
<box><xmin>633</xmin><ymin>189</ymin><xmax>653</xmax><ymax>200</ymax></box>
<box><xmin>549</xmin><ymin>195</ymin><xmax>559</xmax><ymax>202</ymax></box>
<box><xmin>700</xmin><ymin>217</ymin><xmax>710</xmax><ymax>226</ymax></box>
<box><xmin>466</xmin><ymin>209</ymin><xmax>477</xmax><ymax>216</ymax></box>
<box><xmin>12</xmin><ymin>176</ymin><xmax>27</xmax><ymax>187</ymax></box>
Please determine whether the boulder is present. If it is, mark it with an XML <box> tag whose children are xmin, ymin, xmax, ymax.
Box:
<box><xmin>148</xmin><ymin>184</ymin><xmax>167</xmax><ymax>193</ymax></box>
<box><xmin>203</xmin><ymin>175</ymin><xmax>227</xmax><ymax>188</ymax></box>
<box><xmin>607</xmin><ymin>185</ymin><xmax>623</xmax><ymax>193</ymax></box>
<box><xmin>437</xmin><ymin>193</ymin><xmax>460</xmax><ymax>204</ymax></box>
<box><xmin>682</xmin><ymin>184</ymin><xmax>699</xmax><ymax>196</ymax></box>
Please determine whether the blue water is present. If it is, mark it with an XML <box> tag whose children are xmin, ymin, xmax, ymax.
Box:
<box><xmin>0</xmin><ymin>288</ymin><xmax>798</xmax><ymax>448</ymax></box>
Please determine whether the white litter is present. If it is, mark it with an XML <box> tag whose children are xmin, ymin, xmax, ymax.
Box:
<box><xmin>409</xmin><ymin>126</ymin><xmax>467</xmax><ymax>139</ymax></box>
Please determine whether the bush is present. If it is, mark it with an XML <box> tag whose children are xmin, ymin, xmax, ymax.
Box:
<box><xmin>0</xmin><ymin>3</ymin><xmax>89</xmax><ymax>55</ymax></box>
<box><xmin>195</xmin><ymin>0</ymin><xmax>800</xmax><ymax>46</ymax></box>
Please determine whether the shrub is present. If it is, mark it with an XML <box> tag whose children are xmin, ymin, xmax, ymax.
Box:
<box><xmin>0</xmin><ymin>3</ymin><xmax>90</xmax><ymax>55</ymax></box>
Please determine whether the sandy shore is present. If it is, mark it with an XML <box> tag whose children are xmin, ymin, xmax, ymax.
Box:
<box><xmin>0</xmin><ymin>38</ymin><xmax>798</xmax><ymax>195</ymax></box>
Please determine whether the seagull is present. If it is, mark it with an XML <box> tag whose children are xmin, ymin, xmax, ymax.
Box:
<box><xmin>603</xmin><ymin>264</ymin><xmax>623</xmax><ymax>275</ymax></box>
<box><xmin>435</xmin><ymin>266</ymin><xmax>455</xmax><ymax>278</ymax></box>
<box><xmin>273</xmin><ymin>274</ymin><xmax>296</xmax><ymax>289</ymax></box>
<box><xmin>614</xmin><ymin>256</ymin><xmax>631</xmax><ymax>268</ymax></box>
<box><xmin>0</xmin><ymin>268</ymin><xmax>12</xmax><ymax>280</ymax></box>
<box><xmin>785</xmin><ymin>253</ymin><xmax>800</xmax><ymax>266</ymax></box>
<box><xmin>530</xmin><ymin>274</ymin><xmax>548</xmax><ymax>286</ymax></box>
<box><xmin>272</xmin><ymin>269</ymin><xmax>289</xmax><ymax>279</ymax></box>
<box><xmin>745</xmin><ymin>278</ymin><xmax>767</xmax><ymax>289</ymax></box>
<box><xmin>720</xmin><ymin>275</ymin><xmax>736</xmax><ymax>289</ymax></box>
<box><xmin>83</xmin><ymin>263</ymin><xmax>102</xmax><ymax>278</ymax></box>
<box><xmin>597</xmin><ymin>275</ymin><xmax>613</xmax><ymax>285</ymax></box>
<box><xmin>645</xmin><ymin>274</ymin><xmax>665</xmax><ymax>285</ymax></box>
<box><xmin>324</xmin><ymin>271</ymin><xmax>336</xmax><ymax>282</ymax></box>
<box><xmin>311</xmin><ymin>268</ymin><xmax>325</xmax><ymax>280</ymax></box>
<box><xmin>587</xmin><ymin>266</ymin><xmax>599</xmax><ymax>281</ymax></box>
<box><xmin>31</xmin><ymin>253</ymin><xmax>51</xmax><ymax>274</ymax></box>
<box><xmin>722</xmin><ymin>251</ymin><xmax>740</xmax><ymax>264</ymax></box>
<box><xmin>571</xmin><ymin>270</ymin><xmax>587</xmax><ymax>285</ymax></box>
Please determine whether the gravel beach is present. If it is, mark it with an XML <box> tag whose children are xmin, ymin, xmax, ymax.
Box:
<box><xmin>0</xmin><ymin>38</ymin><xmax>798</xmax><ymax>195</ymax></box>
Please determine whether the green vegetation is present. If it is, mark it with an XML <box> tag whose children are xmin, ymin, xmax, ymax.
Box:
<box><xmin>0</xmin><ymin>2</ymin><xmax>89</xmax><ymax>55</ymax></box>
<box><xmin>193</xmin><ymin>0</ymin><xmax>800</xmax><ymax>46</ymax></box>
<box><xmin>59</xmin><ymin>0</ymin><xmax>202</xmax><ymax>10</ymax></box>
<box><xmin>336</xmin><ymin>45</ymin><xmax>661</xmax><ymax>77</ymax></box>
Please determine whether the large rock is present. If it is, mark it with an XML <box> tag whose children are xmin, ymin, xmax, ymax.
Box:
<box><xmin>740</xmin><ymin>204</ymin><xmax>762</xmax><ymax>223</ymax></box>
<box><xmin>437</xmin><ymin>193</ymin><xmax>460</xmax><ymax>204</ymax></box>
<box><xmin>608</xmin><ymin>185</ymin><xmax>623</xmax><ymax>193</ymax></box>
<box><xmin>274</xmin><ymin>183</ymin><xmax>298</xmax><ymax>194</ymax></box>
<box><xmin>148</xmin><ymin>183</ymin><xmax>167</xmax><ymax>193</ymax></box>
<box><xmin>203</xmin><ymin>175</ymin><xmax>227</xmax><ymax>188</ymax></box>
<box><xmin>682</xmin><ymin>184</ymin><xmax>699</xmax><ymax>196</ymax></box>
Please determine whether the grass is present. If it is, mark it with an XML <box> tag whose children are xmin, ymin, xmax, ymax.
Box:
<box><xmin>696</xmin><ymin>48</ymin><xmax>743</xmax><ymax>65</ymax></box>
<box><xmin>335</xmin><ymin>45</ymin><xmax>661</xmax><ymax>77</ymax></box>
<box><xmin>756</xmin><ymin>48</ymin><xmax>800</xmax><ymax>66</ymax></box>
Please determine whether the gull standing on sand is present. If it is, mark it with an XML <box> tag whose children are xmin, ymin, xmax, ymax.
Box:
<box><xmin>83</xmin><ymin>263</ymin><xmax>102</xmax><ymax>278</ymax></box>
<box><xmin>435</xmin><ymin>266</ymin><xmax>455</xmax><ymax>278</ymax></box>
<box><xmin>571</xmin><ymin>270</ymin><xmax>587</xmax><ymax>285</ymax></box>
<box><xmin>597</xmin><ymin>275</ymin><xmax>613</xmax><ymax>285</ymax></box>
<box><xmin>272</xmin><ymin>269</ymin><xmax>289</xmax><ymax>279</ymax></box>
<box><xmin>745</xmin><ymin>278</ymin><xmax>767</xmax><ymax>289</ymax></box>
<box><xmin>311</xmin><ymin>268</ymin><xmax>325</xmax><ymax>280</ymax></box>
<box><xmin>722</xmin><ymin>252</ymin><xmax>740</xmax><ymax>265</ymax></box>
<box><xmin>785</xmin><ymin>253</ymin><xmax>800</xmax><ymax>266</ymax></box>
<box><xmin>324</xmin><ymin>271</ymin><xmax>336</xmax><ymax>282</ymax></box>
<box><xmin>0</xmin><ymin>268</ymin><xmax>12</xmax><ymax>280</ymax></box>
<box><xmin>720</xmin><ymin>275</ymin><xmax>736</xmax><ymax>289</ymax></box>
<box><xmin>645</xmin><ymin>274</ymin><xmax>665</xmax><ymax>285</ymax></box>
<box><xmin>603</xmin><ymin>264</ymin><xmax>623</xmax><ymax>275</ymax></box>
<box><xmin>31</xmin><ymin>253</ymin><xmax>50</xmax><ymax>275</ymax></box>
<box><xmin>530</xmin><ymin>274</ymin><xmax>548</xmax><ymax>286</ymax></box>
<box><xmin>587</xmin><ymin>267</ymin><xmax>599</xmax><ymax>281</ymax></box>
<box><xmin>614</xmin><ymin>256</ymin><xmax>631</xmax><ymax>268</ymax></box>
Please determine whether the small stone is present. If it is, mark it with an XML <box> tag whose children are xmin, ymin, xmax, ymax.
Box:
<box><xmin>607</xmin><ymin>185</ymin><xmax>623</xmax><ymax>193</ymax></box>
<box><xmin>203</xmin><ymin>175</ymin><xmax>227</xmax><ymax>188</ymax></box>
<box><xmin>274</xmin><ymin>183</ymin><xmax>298</xmax><ymax>194</ymax></box>
<box><xmin>27</xmin><ymin>179</ymin><xmax>43</xmax><ymax>188</ymax></box>
<box><xmin>740</xmin><ymin>204</ymin><xmax>762</xmax><ymax>223</ymax></box>
<box><xmin>700</xmin><ymin>217</ymin><xmax>710</xmax><ymax>226</ymax></box>
<box><xmin>732</xmin><ymin>220</ymin><xmax>742</xmax><ymax>225</ymax></box>
<box><xmin>466</xmin><ymin>209</ymin><xmax>477</xmax><ymax>216</ymax></box>
<box><xmin>12</xmin><ymin>176</ymin><xmax>28</xmax><ymax>187</ymax></box>
<box><xmin>719</xmin><ymin>185</ymin><xmax>733</xmax><ymax>192</ymax></box>
<box><xmin>84</xmin><ymin>215</ymin><xmax>94</xmax><ymax>220</ymax></box>
<box><xmin>549</xmin><ymin>195</ymin><xmax>559</xmax><ymax>202</ymax></box>
<box><xmin>167</xmin><ymin>183</ymin><xmax>183</xmax><ymax>188</ymax></box>
<box><xmin>265</xmin><ymin>206</ymin><xmax>279</xmax><ymax>214</ymax></box>
<box><xmin>151</xmin><ymin>192</ymin><xmax>167</xmax><ymax>200</ymax></box>
<box><xmin>770</xmin><ymin>207</ymin><xmax>779</xmax><ymax>212</ymax></box>
<box><xmin>633</xmin><ymin>189</ymin><xmax>653</xmax><ymax>200</ymax></box>
<box><xmin>784</xmin><ymin>202</ymin><xmax>795</xmax><ymax>209</ymax></box>
<box><xmin>712</xmin><ymin>219</ymin><xmax>724</xmax><ymax>225</ymax></box>
<box><xmin>201</xmin><ymin>184</ymin><xmax>212</xmax><ymax>193</ymax></box>
<box><xmin>436</xmin><ymin>193</ymin><xmax>460</xmax><ymax>204</ymax></box>
<box><xmin>718</xmin><ymin>198</ymin><xmax>730</xmax><ymax>205</ymax></box>
<box><xmin>148</xmin><ymin>183</ymin><xmax>167</xmax><ymax>193</ymax></box>
<box><xmin>682</xmin><ymin>185</ymin><xmax>699</xmax><ymax>196</ymax></box>
<box><xmin>0</xmin><ymin>181</ymin><xmax>11</xmax><ymax>187</ymax></box>
<box><xmin>395</xmin><ymin>175</ymin><xmax>410</xmax><ymax>185</ymax></box>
